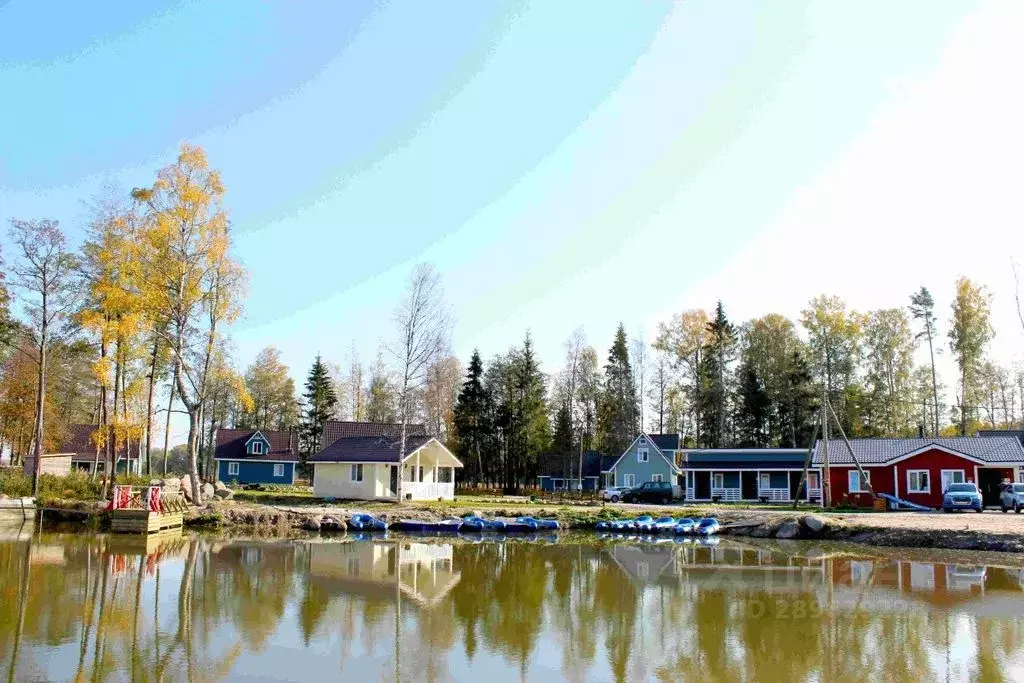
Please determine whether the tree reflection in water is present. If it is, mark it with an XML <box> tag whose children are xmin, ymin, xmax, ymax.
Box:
<box><xmin>1</xmin><ymin>531</ymin><xmax>1024</xmax><ymax>681</ymax></box>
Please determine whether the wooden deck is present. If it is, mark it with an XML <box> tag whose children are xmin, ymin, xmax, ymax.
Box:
<box><xmin>110</xmin><ymin>509</ymin><xmax>184</xmax><ymax>534</ymax></box>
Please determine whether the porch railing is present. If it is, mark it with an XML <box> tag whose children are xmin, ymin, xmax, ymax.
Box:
<box><xmin>711</xmin><ymin>487</ymin><xmax>742</xmax><ymax>502</ymax></box>
<box><xmin>403</xmin><ymin>481</ymin><xmax>455</xmax><ymax>500</ymax></box>
<box><xmin>758</xmin><ymin>488</ymin><xmax>791</xmax><ymax>502</ymax></box>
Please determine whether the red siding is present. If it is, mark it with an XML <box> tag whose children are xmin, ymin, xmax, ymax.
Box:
<box><xmin>824</xmin><ymin>448</ymin><xmax>1017</xmax><ymax>508</ymax></box>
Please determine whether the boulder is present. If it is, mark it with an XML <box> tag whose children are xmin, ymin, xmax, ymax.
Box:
<box><xmin>149</xmin><ymin>479</ymin><xmax>163</xmax><ymax>487</ymax></box>
<box><xmin>162</xmin><ymin>477</ymin><xmax>181</xmax><ymax>492</ymax></box>
<box><xmin>214</xmin><ymin>480</ymin><xmax>228</xmax><ymax>491</ymax></box>
<box><xmin>201</xmin><ymin>483</ymin><xmax>215</xmax><ymax>500</ymax></box>
<box><xmin>180</xmin><ymin>475</ymin><xmax>193</xmax><ymax>495</ymax></box>
<box><xmin>776</xmin><ymin>521</ymin><xmax>802</xmax><ymax>539</ymax></box>
<box><xmin>799</xmin><ymin>514</ymin><xmax>826</xmax><ymax>534</ymax></box>
<box><xmin>214</xmin><ymin>488</ymin><xmax>234</xmax><ymax>500</ymax></box>
<box><xmin>301</xmin><ymin>516</ymin><xmax>321</xmax><ymax>531</ymax></box>
<box><xmin>319</xmin><ymin>516</ymin><xmax>346</xmax><ymax>532</ymax></box>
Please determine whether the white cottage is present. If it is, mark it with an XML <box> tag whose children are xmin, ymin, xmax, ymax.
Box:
<box><xmin>310</xmin><ymin>433</ymin><xmax>462</xmax><ymax>501</ymax></box>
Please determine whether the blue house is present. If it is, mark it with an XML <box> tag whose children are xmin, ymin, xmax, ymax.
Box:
<box><xmin>214</xmin><ymin>428</ymin><xmax>299</xmax><ymax>485</ymax></box>
<box><xmin>537</xmin><ymin>451</ymin><xmax>608</xmax><ymax>491</ymax></box>
<box><xmin>602</xmin><ymin>433</ymin><xmax>683</xmax><ymax>490</ymax></box>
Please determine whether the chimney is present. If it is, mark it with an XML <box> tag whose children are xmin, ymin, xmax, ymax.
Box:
<box><xmin>918</xmin><ymin>424</ymin><xmax>924</xmax><ymax>439</ymax></box>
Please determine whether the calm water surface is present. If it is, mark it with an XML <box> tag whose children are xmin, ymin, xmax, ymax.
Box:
<box><xmin>1</xmin><ymin>526</ymin><xmax>1024</xmax><ymax>682</ymax></box>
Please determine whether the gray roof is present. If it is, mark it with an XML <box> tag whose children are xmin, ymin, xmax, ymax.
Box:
<box><xmin>309</xmin><ymin>435</ymin><xmax>434</xmax><ymax>464</ymax></box>
<box><xmin>648</xmin><ymin>433</ymin><xmax>681</xmax><ymax>451</ymax></box>
<box><xmin>811</xmin><ymin>437</ymin><xmax>1024</xmax><ymax>466</ymax></box>
<box><xmin>978</xmin><ymin>429</ymin><xmax>1024</xmax><ymax>446</ymax></box>
<box><xmin>685</xmin><ymin>449</ymin><xmax>807</xmax><ymax>467</ymax></box>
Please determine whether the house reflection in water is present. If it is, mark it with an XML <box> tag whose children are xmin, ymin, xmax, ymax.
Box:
<box><xmin>308</xmin><ymin>539</ymin><xmax>461</xmax><ymax>607</ymax></box>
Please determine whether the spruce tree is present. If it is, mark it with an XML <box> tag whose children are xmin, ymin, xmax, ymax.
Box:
<box><xmin>702</xmin><ymin>301</ymin><xmax>737</xmax><ymax>447</ymax></box>
<box><xmin>453</xmin><ymin>350</ymin><xmax>490</xmax><ymax>484</ymax></box>
<box><xmin>300</xmin><ymin>354</ymin><xmax>338</xmax><ymax>466</ymax></box>
<box><xmin>598</xmin><ymin>324</ymin><xmax>639</xmax><ymax>456</ymax></box>
<box><xmin>735</xmin><ymin>360</ymin><xmax>770</xmax><ymax>447</ymax></box>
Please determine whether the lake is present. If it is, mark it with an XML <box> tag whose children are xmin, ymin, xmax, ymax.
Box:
<box><xmin>1</xmin><ymin>527</ymin><xmax>1023</xmax><ymax>682</ymax></box>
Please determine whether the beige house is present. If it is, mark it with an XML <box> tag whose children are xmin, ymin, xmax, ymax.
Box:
<box><xmin>308</xmin><ymin>539</ymin><xmax>461</xmax><ymax>607</ymax></box>
<box><xmin>310</xmin><ymin>434</ymin><xmax>462</xmax><ymax>501</ymax></box>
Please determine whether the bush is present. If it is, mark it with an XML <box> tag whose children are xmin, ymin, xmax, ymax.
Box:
<box><xmin>0</xmin><ymin>468</ymin><xmax>157</xmax><ymax>503</ymax></box>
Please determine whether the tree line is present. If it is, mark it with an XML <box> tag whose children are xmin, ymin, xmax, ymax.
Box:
<box><xmin>2</xmin><ymin>145</ymin><xmax>1017</xmax><ymax>496</ymax></box>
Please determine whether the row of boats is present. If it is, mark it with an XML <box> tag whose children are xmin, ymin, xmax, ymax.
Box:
<box><xmin>348</xmin><ymin>513</ymin><xmax>560</xmax><ymax>534</ymax></box>
<box><xmin>595</xmin><ymin>515</ymin><xmax>721</xmax><ymax>535</ymax></box>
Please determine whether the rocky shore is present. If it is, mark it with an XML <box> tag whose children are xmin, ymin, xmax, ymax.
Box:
<box><xmin>36</xmin><ymin>497</ymin><xmax>1024</xmax><ymax>554</ymax></box>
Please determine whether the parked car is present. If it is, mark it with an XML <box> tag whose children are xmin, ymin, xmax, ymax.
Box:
<box><xmin>622</xmin><ymin>481</ymin><xmax>677</xmax><ymax>505</ymax></box>
<box><xmin>602</xmin><ymin>486</ymin><xmax>629</xmax><ymax>503</ymax></box>
<box><xmin>999</xmin><ymin>483</ymin><xmax>1024</xmax><ymax>513</ymax></box>
<box><xmin>942</xmin><ymin>482</ymin><xmax>984</xmax><ymax>513</ymax></box>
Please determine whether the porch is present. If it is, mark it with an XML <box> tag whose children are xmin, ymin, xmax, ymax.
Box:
<box><xmin>684</xmin><ymin>469</ymin><xmax>822</xmax><ymax>503</ymax></box>
<box><xmin>396</xmin><ymin>439</ymin><xmax>460</xmax><ymax>501</ymax></box>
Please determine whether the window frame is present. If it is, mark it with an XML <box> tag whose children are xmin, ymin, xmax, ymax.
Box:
<box><xmin>940</xmin><ymin>469</ymin><xmax>965</xmax><ymax>492</ymax></box>
<box><xmin>907</xmin><ymin>469</ymin><xmax>930</xmax><ymax>494</ymax></box>
<box><xmin>623</xmin><ymin>473</ymin><xmax>636</xmax><ymax>487</ymax></box>
<box><xmin>350</xmin><ymin>463</ymin><xmax>364</xmax><ymax>482</ymax></box>
<box><xmin>273</xmin><ymin>463</ymin><xmax>285</xmax><ymax>478</ymax></box>
<box><xmin>249</xmin><ymin>440</ymin><xmax>264</xmax><ymax>456</ymax></box>
<box><xmin>227</xmin><ymin>461</ymin><xmax>239</xmax><ymax>476</ymax></box>
<box><xmin>637</xmin><ymin>448</ymin><xmax>649</xmax><ymax>463</ymax></box>
<box><xmin>651</xmin><ymin>474</ymin><xmax>664</xmax><ymax>483</ymax></box>
<box><xmin>848</xmin><ymin>469</ymin><xmax>871</xmax><ymax>493</ymax></box>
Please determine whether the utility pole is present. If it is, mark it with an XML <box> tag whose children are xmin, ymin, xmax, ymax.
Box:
<box><xmin>821</xmin><ymin>384</ymin><xmax>831</xmax><ymax>508</ymax></box>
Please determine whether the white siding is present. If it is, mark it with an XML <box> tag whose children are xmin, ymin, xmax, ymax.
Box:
<box><xmin>313</xmin><ymin>463</ymin><xmax>381</xmax><ymax>499</ymax></box>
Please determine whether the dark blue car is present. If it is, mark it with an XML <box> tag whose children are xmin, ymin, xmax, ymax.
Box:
<box><xmin>942</xmin><ymin>482</ymin><xmax>983</xmax><ymax>513</ymax></box>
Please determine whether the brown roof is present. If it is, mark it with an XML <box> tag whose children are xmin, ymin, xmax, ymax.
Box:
<box><xmin>214</xmin><ymin>428</ymin><xmax>299</xmax><ymax>462</ymax></box>
<box><xmin>50</xmin><ymin>424</ymin><xmax>130</xmax><ymax>462</ymax></box>
<box><xmin>321</xmin><ymin>421</ymin><xmax>427</xmax><ymax>449</ymax></box>
<box><xmin>309</xmin><ymin>434</ymin><xmax>436</xmax><ymax>464</ymax></box>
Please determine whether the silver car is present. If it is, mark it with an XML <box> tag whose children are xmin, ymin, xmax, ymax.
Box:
<box><xmin>602</xmin><ymin>486</ymin><xmax>629</xmax><ymax>503</ymax></box>
<box><xmin>1000</xmin><ymin>483</ymin><xmax>1024</xmax><ymax>513</ymax></box>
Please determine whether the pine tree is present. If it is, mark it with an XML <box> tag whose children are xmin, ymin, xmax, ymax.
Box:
<box><xmin>778</xmin><ymin>350</ymin><xmax>817</xmax><ymax>448</ymax></box>
<box><xmin>300</xmin><ymin>355</ymin><xmax>338</xmax><ymax>464</ymax></box>
<box><xmin>735</xmin><ymin>359</ymin><xmax>769</xmax><ymax>447</ymax></box>
<box><xmin>597</xmin><ymin>323</ymin><xmax>638</xmax><ymax>456</ymax></box>
<box><xmin>701</xmin><ymin>301</ymin><xmax>737</xmax><ymax>447</ymax></box>
<box><xmin>452</xmin><ymin>350</ymin><xmax>490</xmax><ymax>484</ymax></box>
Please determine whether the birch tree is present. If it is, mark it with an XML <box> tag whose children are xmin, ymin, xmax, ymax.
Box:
<box><xmin>389</xmin><ymin>264</ymin><xmax>451</xmax><ymax>500</ymax></box>
<box><xmin>948</xmin><ymin>277</ymin><xmax>992</xmax><ymax>435</ymax></box>
<box><xmin>7</xmin><ymin>219</ymin><xmax>81</xmax><ymax>495</ymax></box>
<box><xmin>133</xmin><ymin>144</ymin><xmax>245</xmax><ymax>503</ymax></box>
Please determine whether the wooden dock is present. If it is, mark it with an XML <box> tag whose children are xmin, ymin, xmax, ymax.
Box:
<box><xmin>0</xmin><ymin>497</ymin><xmax>36</xmax><ymax>522</ymax></box>
<box><xmin>110</xmin><ymin>508</ymin><xmax>184</xmax><ymax>534</ymax></box>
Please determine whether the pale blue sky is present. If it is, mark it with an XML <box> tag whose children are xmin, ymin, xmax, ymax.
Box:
<box><xmin>4</xmin><ymin>1</ymin><xmax>1023</xmax><ymax>441</ymax></box>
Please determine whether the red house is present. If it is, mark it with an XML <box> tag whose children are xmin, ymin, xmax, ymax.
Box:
<box><xmin>812</xmin><ymin>437</ymin><xmax>1024</xmax><ymax>509</ymax></box>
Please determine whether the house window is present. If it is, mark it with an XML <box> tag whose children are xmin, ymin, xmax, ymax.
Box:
<box><xmin>652</xmin><ymin>474</ymin><xmax>664</xmax><ymax>483</ymax></box>
<box><xmin>907</xmin><ymin>470</ymin><xmax>930</xmax><ymax>494</ymax></box>
<box><xmin>438</xmin><ymin>467</ymin><xmax>453</xmax><ymax>483</ymax></box>
<box><xmin>273</xmin><ymin>463</ymin><xmax>285</xmax><ymax>478</ymax></box>
<box><xmin>848</xmin><ymin>469</ymin><xmax>871</xmax><ymax>493</ymax></box>
<box><xmin>249</xmin><ymin>441</ymin><xmax>264</xmax><ymax>455</ymax></box>
<box><xmin>624</xmin><ymin>473</ymin><xmax>636</xmax><ymax>487</ymax></box>
<box><xmin>637</xmin><ymin>448</ymin><xmax>649</xmax><ymax>463</ymax></box>
<box><xmin>227</xmin><ymin>461</ymin><xmax>239</xmax><ymax>476</ymax></box>
<box><xmin>638</xmin><ymin>438</ymin><xmax>647</xmax><ymax>446</ymax></box>
<box><xmin>350</xmin><ymin>464</ymin><xmax>364</xmax><ymax>482</ymax></box>
<box><xmin>713</xmin><ymin>473</ymin><xmax>724</xmax><ymax>489</ymax></box>
<box><xmin>941</xmin><ymin>470</ymin><xmax>965</xmax><ymax>492</ymax></box>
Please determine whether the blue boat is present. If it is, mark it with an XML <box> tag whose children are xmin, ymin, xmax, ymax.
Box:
<box><xmin>695</xmin><ymin>518</ymin><xmax>720</xmax><ymax>536</ymax></box>
<box><xmin>631</xmin><ymin>515</ymin><xmax>655</xmax><ymax>531</ymax></box>
<box><xmin>695</xmin><ymin>535</ymin><xmax>720</xmax><ymax>546</ymax></box>
<box><xmin>596</xmin><ymin>519</ymin><xmax>630</xmax><ymax>531</ymax></box>
<box><xmin>348</xmin><ymin>513</ymin><xmax>388</xmax><ymax>531</ymax></box>
<box><xmin>462</xmin><ymin>515</ymin><xmax>508</xmax><ymax>532</ymax></box>
<box><xmin>515</xmin><ymin>516</ymin><xmax>559</xmax><ymax>531</ymax></box>
<box><xmin>390</xmin><ymin>518</ymin><xmax>464</xmax><ymax>534</ymax></box>
<box><xmin>674</xmin><ymin>518</ymin><xmax>697</xmax><ymax>534</ymax></box>
<box><xmin>651</xmin><ymin>516</ymin><xmax>677</xmax><ymax>533</ymax></box>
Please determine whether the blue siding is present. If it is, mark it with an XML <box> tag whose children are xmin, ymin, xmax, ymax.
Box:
<box><xmin>217</xmin><ymin>459</ymin><xmax>295</xmax><ymax>485</ymax></box>
<box><xmin>609</xmin><ymin>436</ymin><xmax>676</xmax><ymax>486</ymax></box>
<box><xmin>768</xmin><ymin>472</ymin><xmax>788</xmax><ymax>488</ymax></box>
<box><xmin>539</xmin><ymin>476</ymin><xmax>599</xmax><ymax>491</ymax></box>
<box><xmin>721</xmin><ymin>472</ymin><xmax>740</xmax><ymax>488</ymax></box>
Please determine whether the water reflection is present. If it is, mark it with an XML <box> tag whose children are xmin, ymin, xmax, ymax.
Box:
<box><xmin>1</xmin><ymin>529</ymin><xmax>1024</xmax><ymax>681</ymax></box>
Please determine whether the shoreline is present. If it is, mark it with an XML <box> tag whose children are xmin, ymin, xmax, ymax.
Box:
<box><xmin>33</xmin><ymin>497</ymin><xmax>1024</xmax><ymax>554</ymax></box>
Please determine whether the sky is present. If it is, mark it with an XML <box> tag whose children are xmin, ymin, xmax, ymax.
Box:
<box><xmin>2</xmin><ymin>0</ymin><xmax>1023</xmax><ymax>444</ymax></box>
